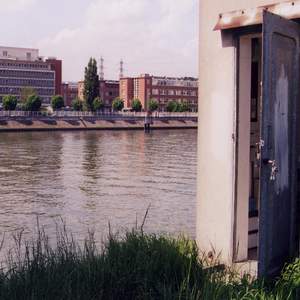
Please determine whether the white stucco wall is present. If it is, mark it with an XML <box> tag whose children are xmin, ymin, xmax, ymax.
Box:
<box><xmin>0</xmin><ymin>46</ymin><xmax>39</xmax><ymax>61</ymax></box>
<box><xmin>197</xmin><ymin>0</ymin><xmax>277</xmax><ymax>264</ymax></box>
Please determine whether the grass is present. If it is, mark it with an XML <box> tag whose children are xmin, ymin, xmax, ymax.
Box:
<box><xmin>0</xmin><ymin>224</ymin><xmax>298</xmax><ymax>299</ymax></box>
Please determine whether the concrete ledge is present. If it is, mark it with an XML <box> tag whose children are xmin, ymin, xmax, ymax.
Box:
<box><xmin>0</xmin><ymin>118</ymin><xmax>198</xmax><ymax>132</ymax></box>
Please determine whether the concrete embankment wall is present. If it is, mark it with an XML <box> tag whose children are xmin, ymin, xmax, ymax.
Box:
<box><xmin>0</xmin><ymin>117</ymin><xmax>197</xmax><ymax>132</ymax></box>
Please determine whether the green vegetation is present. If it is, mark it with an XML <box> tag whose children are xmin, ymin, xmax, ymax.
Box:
<box><xmin>83</xmin><ymin>58</ymin><xmax>99</xmax><ymax>111</ymax></box>
<box><xmin>93</xmin><ymin>97</ymin><xmax>104</xmax><ymax>111</ymax></box>
<box><xmin>112</xmin><ymin>97</ymin><xmax>124</xmax><ymax>111</ymax></box>
<box><xmin>166</xmin><ymin>100</ymin><xmax>191</xmax><ymax>113</ymax></box>
<box><xmin>148</xmin><ymin>99</ymin><xmax>159</xmax><ymax>112</ymax></box>
<box><xmin>0</xmin><ymin>226</ymin><xmax>299</xmax><ymax>300</ymax></box>
<box><xmin>166</xmin><ymin>100</ymin><xmax>178</xmax><ymax>112</ymax></box>
<box><xmin>131</xmin><ymin>98</ymin><xmax>142</xmax><ymax>112</ymax></box>
<box><xmin>20</xmin><ymin>87</ymin><xmax>36</xmax><ymax>103</ymax></box>
<box><xmin>24</xmin><ymin>94</ymin><xmax>42</xmax><ymax>111</ymax></box>
<box><xmin>72</xmin><ymin>98</ymin><xmax>83</xmax><ymax>111</ymax></box>
<box><xmin>51</xmin><ymin>95</ymin><xmax>65</xmax><ymax>110</ymax></box>
<box><xmin>2</xmin><ymin>95</ymin><xmax>18</xmax><ymax>110</ymax></box>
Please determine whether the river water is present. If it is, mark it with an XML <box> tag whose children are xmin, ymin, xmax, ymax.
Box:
<box><xmin>0</xmin><ymin>130</ymin><xmax>197</xmax><ymax>247</ymax></box>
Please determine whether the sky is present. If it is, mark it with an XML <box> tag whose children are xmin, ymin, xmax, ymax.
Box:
<box><xmin>0</xmin><ymin>0</ymin><xmax>198</xmax><ymax>81</ymax></box>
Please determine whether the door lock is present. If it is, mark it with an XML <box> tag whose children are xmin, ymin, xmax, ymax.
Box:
<box><xmin>263</xmin><ymin>159</ymin><xmax>278</xmax><ymax>181</ymax></box>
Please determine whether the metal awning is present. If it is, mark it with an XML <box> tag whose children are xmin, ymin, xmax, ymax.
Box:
<box><xmin>214</xmin><ymin>0</ymin><xmax>300</xmax><ymax>30</ymax></box>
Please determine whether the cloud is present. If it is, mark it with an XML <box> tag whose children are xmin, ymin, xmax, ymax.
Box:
<box><xmin>0</xmin><ymin>0</ymin><xmax>36</xmax><ymax>13</ymax></box>
<box><xmin>37</xmin><ymin>0</ymin><xmax>198</xmax><ymax>81</ymax></box>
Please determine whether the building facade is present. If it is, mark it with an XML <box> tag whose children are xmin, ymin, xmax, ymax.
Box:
<box><xmin>78</xmin><ymin>80</ymin><xmax>119</xmax><ymax>108</ymax></box>
<box><xmin>61</xmin><ymin>82</ymin><xmax>78</xmax><ymax>107</ymax></box>
<box><xmin>119</xmin><ymin>77</ymin><xmax>134</xmax><ymax>108</ymax></box>
<box><xmin>0</xmin><ymin>46</ymin><xmax>62</xmax><ymax>105</ymax></box>
<box><xmin>120</xmin><ymin>74</ymin><xmax>198</xmax><ymax>111</ymax></box>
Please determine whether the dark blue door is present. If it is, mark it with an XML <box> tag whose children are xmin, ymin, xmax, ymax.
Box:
<box><xmin>259</xmin><ymin>10</ymin><xmax>300</xmax><ymax>278</ymax></box>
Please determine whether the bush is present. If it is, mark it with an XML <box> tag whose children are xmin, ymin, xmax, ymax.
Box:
<box><xmin>166</xmin><ymin>100</ymin><xmax>178</xmax><ymax>112</ymax></box>
<box><xmin>51</xmin><ymin>95</ymin><xmax>65</xmax><ymax>110</ymax></box>
<box><xmin>72</xmin><ymin>98</ymin><xmax>83</xmax><ymax>111</ymax></box>
<box><xmin>181</xmin><ymin>101</ymin><xmax>191</xmax><ymax>112</ymax></box>
<box><xmin>148</xmin><ymin>99</ymin><xmax>159</xmax><ymax>112</ymax></box>
<box><xmin>166</xmin><ymin>101</ymin><xmax>191</xmax><ymax>112</ymax></box>
<box><xmin>131</xmin><ymin>98</ymin><xmax>142</xmax><ymax>112</ymax></box>
<box><xmin>112</xmin><ymin>97</ymin><xmax>124</xmax><ymax>112</ymax></box>
<box><xmin>24</xmin><ymin>94</ymin><xmax>42</xmax><ymax>111</ymax></box>
<box><xmin>93</xmin><ymin>97</ymin><xmax>104</xmax><ymax>111</ymax></box>
<box><xmin>2</xmin><ymin>95</ymin><xmax>18</xmax><ymax>110</ymax></box>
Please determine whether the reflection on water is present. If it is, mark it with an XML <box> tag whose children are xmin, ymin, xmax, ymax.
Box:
<box><xmin>0</xmin><ymin>130</ymin><xmax>197</xmax><ymax>245</ymax></box>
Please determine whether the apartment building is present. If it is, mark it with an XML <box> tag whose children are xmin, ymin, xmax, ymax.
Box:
<box><xmin>119</xmin><ymin>77</ymin><xmax>134</xmax><ymax>108</ymax></box>
<box><xmin>0</xmin><ymin>46</ymin><xmax>62</xmax><ymax>105</ymax></box>
<box><xmin>61</xmin><ymin>82</ymin><xmax>78</xmax><ymax>107</ymax></box>
<box><xmin>78</xmin><ymin>80</ymin><xmax>119</xmax><ymax>108</ymax></box>
<box><xmin>120</xmin><ymin>74</ymin><xmax>198</xmax><ymax>111</ymax></box>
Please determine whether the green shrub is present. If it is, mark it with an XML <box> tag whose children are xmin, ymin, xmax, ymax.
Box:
<box><xmin>166</xmin><ymin>101</ymin><xmax>178</xmax><ymax>112</ymax></box>
<box><xmin>2</xmin><ymin>95</ymin><xmax>18</xmax><ymax>110</ymax></box>
<box><xmin>72</xmin><ymin>98</ymin><xmax>83</xmax><ymax>111</ymax></box>
<box><xmin>51</xmin><ymin>95</ymin><xmax>65</xmax><ymax>110</ymax></box>
<box><xmin>112</xmin><ymin>97</ymin><xmax>124</xmax><ymax>111</ymax></box>
<box><xmin>148</xmin><ymin>99</ymin><xmax>159</xmax><ymax>112</ymax></box>
<box><xmin>24</xmin><ymin>94</ymin><xmax>42</xmax><ymax>111</ymax></box>
<box><xmin>131</xmin><ymin>99</ymin><xmax>142</xmax><ymax>112</ymax></box>
<box><xmin>93</xmin><ymin>97</ymin><xmax>104</xmax><ymax>111</ymax></box>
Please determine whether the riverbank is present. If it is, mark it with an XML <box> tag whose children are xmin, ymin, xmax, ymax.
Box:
<box><xmin>0</xmin><ymin>228</ymin><xmax>298</xmax><ymax>300</ymax></box>
<box><xmin>0</xmin><ymin>116</ymin><xmax>197</xmax><ymax>132</ymax></box>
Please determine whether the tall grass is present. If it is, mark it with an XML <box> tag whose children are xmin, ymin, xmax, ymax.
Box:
<box><xmin>0</xmin><ymin>224</ymin><xmax>298</xmax><ymax>299</ymax></box>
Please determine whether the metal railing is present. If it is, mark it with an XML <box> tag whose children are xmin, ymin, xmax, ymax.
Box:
<box><xmin>0</xmin><ymin>110</ymin><xmax>198</xmax><ymax>119</ymax></box>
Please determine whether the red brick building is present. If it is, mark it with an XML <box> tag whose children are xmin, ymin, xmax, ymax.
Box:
<box><xmin>78</xmin><ymin>80</ymin><xmax>119</xmax><ymax>108</ymax></box>
<box><xmin>120</xmin><ymin>74</ymin><xmax>198</xmax><ymax>111</ymax></box>
<box><xmin>61</xmin><ymin>82</ymin><xmax>78</xmax><ymax>107</ymax></box>
<box><xmin>119</xmin><ymin>78</ymin><xmax>134</xmax><ymax>108</ymax></box>
<box><xmin>46</xmin><ymin>58</ymin><xmax>62</xmax><ymax>95</ymax></box>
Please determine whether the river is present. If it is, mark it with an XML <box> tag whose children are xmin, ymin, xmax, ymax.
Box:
<box><xmin>0</xmin><ymin>130</ymin><xmax>197</xmax><ymax>247</ymax></box>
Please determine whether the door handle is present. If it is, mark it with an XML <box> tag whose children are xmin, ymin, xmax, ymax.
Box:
<box><xmin>262</xmin><ymin>159</ymin><xmax>278</xmax><ymax>181</ymax></box>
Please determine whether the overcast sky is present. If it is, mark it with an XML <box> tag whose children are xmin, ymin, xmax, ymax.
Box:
<box><xmin>0</xmin><ymin>0</ymin><xmax>198</xmax><ymax>81</ymax></box>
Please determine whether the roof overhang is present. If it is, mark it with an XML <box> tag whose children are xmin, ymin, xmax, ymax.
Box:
<box><xmin>214</xmin><ymin>0</ymin><xmax>300</xmax><ymax>30</ymax></box>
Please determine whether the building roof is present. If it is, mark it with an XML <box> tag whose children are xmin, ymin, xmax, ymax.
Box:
<box><xmin>214</xmin><ymin>0</ymin><xmax>300</xmax><ymax>30</ymax></box>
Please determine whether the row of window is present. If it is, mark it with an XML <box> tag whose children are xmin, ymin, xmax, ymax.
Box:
<box><xmin>152</xmin><ymin>89</ymin><xmax>197</xmax><ymax>96</ymax></box>
<box><xmin>0</xmin><ymin>78</ymin><xmax>54</xmax><ymax>88</ymax></box>
<box><xmin>0</xmin><ymin>87</ymin><xmax>54</xmax><ymax>96</ymax></box>
<box><xmin>0</xmin><ymin>69</ymin><xmax>54</xmax><ymax>79</ymax></box>
<box><xmin>0</xmin><ymin>62</ymin><xmax>49</xmax><ymax>70</ymax></box>
<box><xmin>152</xmin><ymin>79</ymin><xmax>198</xmax><ymax>88</ymax></box>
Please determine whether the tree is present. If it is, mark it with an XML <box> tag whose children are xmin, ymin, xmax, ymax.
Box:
<box><xmin>20</xmin><ymin>87</ymin><xmax>36</xmax><ymax>103</ymax></box>
<box><xmin>148</xmin><ymin>99</ymin><xmax>159</xmax><ymax>112</ymax></box>
<box><xmin>93</xmin><ymin>97</ymin><xmax>104</xmax><ymax>111</ymax></box>
<box><xmin>166</xmin><ymin>101</ymin><xmax>178</xmax><ymax>112</ymax></box>
<box><xmin>25</xmin><ymin>94</ymin><xmax>42</xmax><ymax>111</ymax></box>
<box><xmin>2</xmin><ymin>95</ymin><xmax>18</xmax><ymax>111</ymax></box>
<box><xmin>51</xmin><ymin>95</ymin><xmax>65</xmax><ymax>110</ymax></box>
<box><xmin>112</xmin><ymin>97</ymin><xmax>124</xmax><ymax>111</ymax></box>
<box><xmin>176</xmin><ymin>102</ymin><xmax>185</xmax><ymax>112</ymax></box>
<box><xmin>72</xmin><ymin>98</ymin><xmax>83</xmax><ymax>111</ymax></box>
<box><xmin>180</xmin><ymin>101</ymin><xmax>190</xmax><ymax>112</ymax></box>
<box><xmin>131</xmin><ymin>98</ymin><xmax>142</xmax><ymax>112</ymax></box>
<box><xmin>83</xmin><ymin>58</ymin><xmax>99</xmax><ymax>110</ymax></box>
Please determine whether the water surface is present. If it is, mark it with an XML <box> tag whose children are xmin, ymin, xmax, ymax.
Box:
<box><xmin>0</xmin><ymin>130</ymin><xmax>197</xmax><ymax>245</ymax></box>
